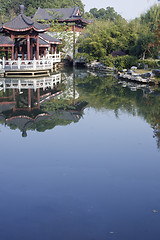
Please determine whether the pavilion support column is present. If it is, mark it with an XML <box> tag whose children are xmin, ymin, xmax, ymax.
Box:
<box><xmin>22</xmin><ymin>43</ymin><xmax>25</xmax><ymax>60</ymax></box>
<box><xmin>44</xmin><ymin>49</ymin><xmax>46</xmax><ymax>57</ymax></box>
<box><xmin>30</xmin><ymin>38</ymin><xmax>33</xmax><ymax>60</ymax></box>
<box><xmin>11</xmin><ymin>35</ymin><xmax>15</xmax><ymax>60</ymax></box>
<box><xmin>15</xmin><ymin>47</ymin><xmax>18</xmax><ymax>60</ymax></box>
<box><xmin>54</xmin><ymin>46</ymin><xmax>57</xmax><ymax>54</ymax></box>
<box><xmin>15</xmin><ymin>39</ymin><xmax>18</xmax><ymax>60</ymax></box>
<box><xmin>27</xmin><ymin>35</ymin><xmax>30</xmax><ymax>60</ymax></box>
<box><xmin>36</xmin><ymin>35</ymin><xmax>39</xmax><ymax>60</ymax></box>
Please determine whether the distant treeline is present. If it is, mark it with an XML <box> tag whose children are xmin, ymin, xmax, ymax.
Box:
<box><xmin>78</xmin><ymin>4</ymin><xmax>160</xmax><ymax>61</ymax></box>
<box><xmin>0</xmin><ymin>0</ymin><xmax>84</xmax><ymax>20</ymax></box>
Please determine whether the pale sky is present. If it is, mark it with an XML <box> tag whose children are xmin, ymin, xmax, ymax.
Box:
<box><xmin>82</xmin><ymin>0</ymin><xmax>159</xmax><ymax>20</ymax></box>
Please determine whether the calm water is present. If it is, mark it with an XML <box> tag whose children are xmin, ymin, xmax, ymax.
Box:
<box><xmin>0</xmin><ymin>70</ymin><xmax>160</xmax><ymax>240</ymax></box>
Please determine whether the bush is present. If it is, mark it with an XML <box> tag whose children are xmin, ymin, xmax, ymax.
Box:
<box><xmin>100</xmin><ymin>55</ymin><xmax>114</xmax><ymax>67</ymax></box>
<box><xmin>114</xmin><ymin>55</ymin><xmax>138</xmax><ymax>71</ymax></box>
<box><xmin>75</xmin><ymin>52</ymin><xmax>96</xmax><ymax>62</ymax></box>
<box><xmin>138</xmin><ymin>60</ymin><xmax>160</xmax><ymax>69</ymax></box>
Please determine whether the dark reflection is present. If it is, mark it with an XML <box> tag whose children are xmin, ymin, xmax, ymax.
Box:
<box><xmin>0</xmin><ymin>70</ymin><xmax>160</xmax><ymax>148</ymax></box>
<box><xmin>75</xmin><ymin>71</ymin><xmax>160</xmax><ymax>149</ymax></box>
<box><xmin>0</xmin><ymin>74</ymin><xmax>87</xmax><ymax>137</ymax></box>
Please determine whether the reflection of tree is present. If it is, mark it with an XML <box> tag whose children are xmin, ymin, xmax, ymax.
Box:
<box><xmin>76</xmin><ymin>73</ymin><xmax>160</xmax><ymax>149</ymax></box>
<box><xmin>0</xmin><ymin>84</ymin><xmax>87</xmax><ymax>136</ymax></box>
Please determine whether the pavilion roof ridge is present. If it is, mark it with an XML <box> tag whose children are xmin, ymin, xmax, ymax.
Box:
<box><xmin>21</xmin><ymin>14</ymin><xmax>34</xmax><ymax>26</ymax></box>
<box><xmin>2</xmin><ymin>11</ymin><xmax>50</xmax><ymax>32</ymax></box>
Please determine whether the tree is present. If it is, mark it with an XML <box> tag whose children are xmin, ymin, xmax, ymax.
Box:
<box><xmin>0</xmin><ymin>0</ymin><xmax>84</xmax><ymax>19</ymax></box>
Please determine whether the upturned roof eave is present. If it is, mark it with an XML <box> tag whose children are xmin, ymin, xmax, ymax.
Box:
<box><xmin>39</xmin><ymin>35</ymin><xmax>62</xmax><ymax>45</ymax></box>
<box><xmin>39</xmin><ymin>44</ymin><xmax>50</xmax><ymax>47</ymax></box>
<box><xmin>57</xmin><ymin>18</ymin><xmax>89</xmax><ymax>24</ymax></box>
<box><xmin>50</xmin><ymin>41</ymin><xmax>62</xmax><ymax>44</ymax></box>
<box><xmin>2</xmin><ymin>26</ymin><xmax>50</xmax><ymax>33</ymax></box>
<box><xmin>0</xmin><ymin>44</ymin><xmax>14</xmax><ymax>47</ymax></box>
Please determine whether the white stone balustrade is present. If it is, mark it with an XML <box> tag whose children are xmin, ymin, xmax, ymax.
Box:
<box><xmin>0</xmin><ymin>53</ymin><xmax>61</xmax><ymax>71</ymax></box>
<box><xmin>45</xmin><ymin>53</ymin><xmax>61</xmax><ymax>62</ymax></box>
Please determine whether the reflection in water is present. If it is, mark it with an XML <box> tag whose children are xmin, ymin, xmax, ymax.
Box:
<box><xmin>75</xmin><ymin>71</ymin><xmax>160</xmax><ymax>149</ymax></box>
<box><xmin>0</xmin><ymin>70</ymin><xmax>160</xmax><ymax>147</ymax></box>
<box><xmin>0</xmin><ymin>69</ymin><xmax>160</xmax><ymax>240</ymax></box>
<box><xmin>0</xmin><ymin>73</ymin><xmax>87</xmax><ymax>137</ymax></box>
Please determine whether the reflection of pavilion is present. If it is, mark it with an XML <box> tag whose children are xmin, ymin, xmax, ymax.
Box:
<box><xmin>0</xmin><ymin>75</ymin><xmax>87</xmax><ymax>136</ymax></box>
<box><xmin>0</xmin><ymin>74</ymin><xmax>61</xmax><ymax>92</ymax></box>
<box><xmin>0</xmin><ymin>74</ymin><xmax>62</xmax><ymax>110</ymax></box>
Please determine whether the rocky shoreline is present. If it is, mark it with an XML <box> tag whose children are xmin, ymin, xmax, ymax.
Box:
<box><xmin>118</xmin><ymin>69</ymin><xmax>160</xmax><ymax>85</ymax></box>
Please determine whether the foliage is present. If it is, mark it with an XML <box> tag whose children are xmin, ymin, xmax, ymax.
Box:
<box><xmin>78</xmin><ymin>4</ymin><xmax>160</xmax><ymax>61</ymax></box>
<box><xmin>114</xmin><ymin>55</ymin><xmax>138</xmax><ymax>70</ymax></box>
<box><xmin>0</xmin><ymin>0</ymin><xmax>84</xmax><ymax>20</ymax></box>
<box><xmin>140</xmin><ymin>4</ymin><xmax>160</xmax><ymax>31</ymax></box>
<box><xmin>100</xmin><ymin>55</ymin><xmax>114</xmax><ymax>67</ymax></box>
<box><xmin>78</xmin><ymin>19</ymin><xmax>135</xmax><ymax>59</ymax></box>
<box><xmin>138</xmin><ymin>59</ymin><xmax>160</xmax><ymax>69</ymax></box>
<box><xmin>84</xmin><ymin>6</ymin><xmax>126</xmax><ymax>23</ymax></box>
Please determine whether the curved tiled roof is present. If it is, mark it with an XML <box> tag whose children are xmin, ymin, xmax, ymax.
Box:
<box><xmin>39</xmin><ymin>33</ymin><xmax>62</xmax><ymax>44</ymax></box>
<box><xmin>2</xmin><ymin>13</ymin><xmax>50</xmax><ymax>32</ymax></box>
<box><xmin>39</xmin><ymin>37</ymin><xmax>50</xmax><ymax>47</ymax></box>
<box><xmin>0</xmin><ymin>35</ymin><xmax>14</xmax><ymax>46</ymax></box>
<box><xmin>33</xmin><ymin>7</ymin><xmax>81</xmax><ymax>21</ymax></box>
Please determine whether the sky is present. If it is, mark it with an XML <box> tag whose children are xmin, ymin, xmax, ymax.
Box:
<box><xmin>82</xmin><ymin>0</ymin><xmax>159</xmax><ymax>20</ymax></box>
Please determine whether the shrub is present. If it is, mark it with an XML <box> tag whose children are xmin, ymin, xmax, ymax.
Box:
<box><xmin>100</xmin><ymin>55</ymin><xmax>114</xmax><ymax>67</ymax></box>
<box><xmin>138</xmin><ymin>60</ymin><xmax>160</xmax><ymax>69</ymax></box>
<box><xmin>114</xmin><ymin>55</ymin><xmax>138</xmax><ymax>71</ymax></box>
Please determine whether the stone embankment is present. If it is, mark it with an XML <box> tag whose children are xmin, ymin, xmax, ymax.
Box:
<box><xmin>118</xmin><ymin>68</ymin><xmax>160</xmax><ymax>85</ymax></box>
<box><xmin>86</xmin><ymin>61</ymin><xmax>114</xmax><ymax>73</ymax></box>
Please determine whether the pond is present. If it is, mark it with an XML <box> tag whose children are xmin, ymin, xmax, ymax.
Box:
<box><xmin>0</xmin><ymin>69</ymin><xmax>160</xmax><ymax>240</ymax></box>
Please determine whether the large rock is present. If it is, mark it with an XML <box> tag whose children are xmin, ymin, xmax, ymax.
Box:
<box><xmin>152</xmin><ymin>69</ymin><xmax>160</xmax><ymax>77</ymax></box>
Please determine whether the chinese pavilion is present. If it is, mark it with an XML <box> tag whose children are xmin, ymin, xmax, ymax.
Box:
<box><xmin>33</xmin><ymin>7</ymin><xmax>91</xmax><ymax>32</ymax></box>
<box><xmin>0</xmin><ymin>5</ymin><xmax>61</xmax><ymax>61</ymax></box>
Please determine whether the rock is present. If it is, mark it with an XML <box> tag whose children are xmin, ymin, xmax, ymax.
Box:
<box><xmin>152</xmin><ymin>69</ymin><xmax>160</xmax><ymax>77</ymax></box>
<box><xmin>131</xmin><ymin>66</ymin><xmax>137</xmax><ymax>70</ymax></box>
<box><xmin>121</xmin><ymin>69</ymin><xmax>127</xmax><ymax>72</ymax></box>
<box><xmin>141</xmin><ymin>72</ymin><xmax>152</xmax><ymax>78</ymax></box>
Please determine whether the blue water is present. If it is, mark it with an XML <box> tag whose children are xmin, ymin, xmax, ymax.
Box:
<box><xmin>0</xmin><ymin>72</ymin><xmax>160</xmax><ymax>240</ymax></box>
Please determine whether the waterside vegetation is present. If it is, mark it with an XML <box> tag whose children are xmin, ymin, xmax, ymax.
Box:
<box><xmin>77</xmin><ymin>4</ymin><xmax>160</xmax><ymax>70</ymax></box>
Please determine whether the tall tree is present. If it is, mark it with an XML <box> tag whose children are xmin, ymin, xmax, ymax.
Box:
<box><xmin>0</xmin><ymin>0</ymin><xmax>84</xmax><ymax>19</ymax></box>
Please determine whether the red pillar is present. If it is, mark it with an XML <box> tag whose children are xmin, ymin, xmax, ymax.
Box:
<box><xmin>22</xmin><ymin>43</ymin><xmax>25</xmax><ymax>60</ymax></box>
<box><xmin>15</xmin><ymin>47</ymin><xmax>18</xmax><ymax>60</ymax></box>
<box><xmin>36</xmin><ymin>35</ymin><xmax>39</xmax><ymax>60</ymax></box>
<box><xmin>30</xmin><ymin>38</ymin><xmax>33</xmax><ymax>60</ymax></box>
<box><xmin>44</xmin><ymin>49</ymin><xmax>46</xmax><ymax>57</ymax></box>
<box><xmin>11</xmin><ymin>35</ymin><xmax>15</xmax><ymax>60</ymax></box>
<box><xmin>27</xmin><ymin>35</ymin><xmax>30</xmax><ymax>60</ymax></box>
<box><xmin>54</xmin><ymin>46</ymin><xmax>57</xmax><ymax>54</ymax></box>
<box><xmin>15</xmin><ymin>39</ymin><xmax>18</xmax><ymax>60</ymax></box>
